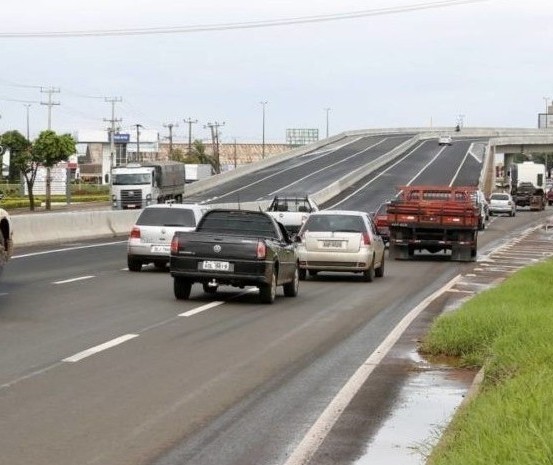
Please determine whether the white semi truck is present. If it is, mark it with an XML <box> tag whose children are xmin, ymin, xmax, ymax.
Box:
<box><xmin>111</xmin><ymin>161</ymin><xmax>186</xmax><ymax>209</ymax></box>
<box><xmin>509</xmin><ymin>161</ymin><xmax>547</xmax><ymax>210</ymax></box>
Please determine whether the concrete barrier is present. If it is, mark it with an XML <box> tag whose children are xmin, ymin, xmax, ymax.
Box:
<box><xmin>12</xmin><ymin>210</ymin><xmax>141</xmax><ymax>246</ymax></box>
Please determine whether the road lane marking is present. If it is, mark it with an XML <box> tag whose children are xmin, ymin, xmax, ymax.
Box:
<box><xmin>449</xmin><ymin>147</ymin><xmax>472</xmax><ymax>186</ymax></box>
<box><xmin>406</xmin><ymin>145</ymin><xmax>447</xmax><ymax>186</ymax></box>
<box><xmin>178</xmin><ymin>288</ymin><xmax>257</xmax><ymax>317</ymax></box>
<box><xmin>13</xmin><ymin>240</ymin><xmax>127</xmax><ymax>259</ymax></box>
<box><xmin>268</xmin><ymin>138</ymin><xmax>388</xmax><ymax>196</ymax></box>
<box><xmin>62</xmin><ymin>334</ymin><xmax>139</xmax><ymax>363</ymax></box>
<box><xmin>0</xmin><ymin>293</ymin><xmax>7</xmax><ymax>297</ymax></box>
<box><xmin>283</xmin><ymin>274</ymin><xmax>462</xmax><ymax>465</ymax></box>
<box><xmin>53</xmin><ymin>275</ymin><xmax>95</xmax><ymax>285</ymax></box>
<box><xmin>328</xmin><ymin>140</ymin><xmax>426</xmax><ymax>208</ymax></box>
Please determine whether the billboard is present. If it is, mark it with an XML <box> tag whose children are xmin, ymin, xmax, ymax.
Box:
<box><xmin>286</xmin><ymin>128</ymin><xmax>319</xmax><ymax>146</ymax></box>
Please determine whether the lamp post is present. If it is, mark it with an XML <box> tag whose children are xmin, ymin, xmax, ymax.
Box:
<box><xmin>544</xmin><ymin>97</ymin><xmax>550</xmax><ymax>128</ymax></box>
<box><xmin>260</xmin><ymin>101</ymin><xmax>268</xmax><ymax>159</ymax></box>
<box><xmin>23</xmin><ymin>104</ymin><xmax>31</xmax><ymax>140</ymax></box>
<box><xmin>133</xmin><ymin>124</ymin><xmax>143</xmax><ymax>162</ymax></box>
<box><xmin>324</xmin><ymin>107</ymin><xmax>331</xmax><ymax>138</ymax></box>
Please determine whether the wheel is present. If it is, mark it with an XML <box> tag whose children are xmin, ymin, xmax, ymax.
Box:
<box><xmin>283</xmin><ymin>266</ymin><xmax>299</xmax><ymax>297</ymax></box>
<box><xmin>174</xmin><ymin>277</ymin><xmax>192</xmax><ymax>300</ymax></box>
<box><xmin>203</xmin><ymin>283</ymin><xmax>218</xmax><ymax>294</ymax></box>
<box><xmin>375</xmin><ymin>252</ymin><xmax>385</xmax><ymax>278</ymax></box>
<box><xmin>299</xmin><ymin>268</ymin><xmax>307</xmax><ymax>281</ymax></box>
<box><xmin>154</xmin><ymin>260</ymin><xmax>167</xmax><ymax>270</ymax></box>
<box><xmin>128</xmin><ymin>256</ymin><xmax>142</xmax><ymax>272</ymax></box>
<box><xmin>362</xmin><ymin>258</ymin><xmax>375</xmax><ymax>282</ymax></box>
<box><xmin>308</xmin><ymin>269</ymin><xmax>318</xmax><ymax>278</ymax></box>
<box><xmin>259</xmin><ymin>271</ymin><xmax>277</xmax><ymax>304</ymax></box>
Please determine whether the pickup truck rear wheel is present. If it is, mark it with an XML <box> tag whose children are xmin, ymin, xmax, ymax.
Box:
<box><xmin>283</xmin><ymin>266</ymin><xmax>299</xmax><ymax>297</ymax></box>
<box><xmin>259</xmin><ymin>271</ymin><xmax>277</xmax><ymax>304</ymax></box>
<box><xmin>128</xmin><ymin>256</ymin><xmax>142</xmax><ymax>272</ymax></box>
<box><xmin>174</xmin><ymin>277</ymin><xmax>192</xmax><ymax>300</ymax></box>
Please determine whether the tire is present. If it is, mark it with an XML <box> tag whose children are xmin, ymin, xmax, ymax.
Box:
<box><xmin>283</xmin><ymin>266</ymin><xmax>299</xmax><ymax>297</ymax></box>
<box><xmin>259</xmin><ymin>271</ymin><xmax>277</xmax><ymax>304</ymax></box>
<box><xmin>174</xmin><ymin>277</ymin><xmax>192</xmax><ymax>300</ymax></box>
<box><xmin>299</xmin><ymin>268</ymin><xmax>307</xmax><ymax>281</ymax></box>
<box><xmin>362</xmin><ymin>258</ymin><xmax>375</xmax><ymax>282</ymax></box>
<box><xmin>128</xmin><ymin>256</ymin><xmax>142</xmax><ymax>272</ymax></box>
<box><xmin>154</xmin><ymin>260</ymin><xmax>167</xmax><ymax>270</ymax></box>
<box><xmin>375</xmin><ymin>252</ymin><xmax>385</xmax><ymax>278</ymax></box>
<box><xmin>202</xmin><ymin>283</ymin><xmax>218</xmax><ymax>294</ymax></box>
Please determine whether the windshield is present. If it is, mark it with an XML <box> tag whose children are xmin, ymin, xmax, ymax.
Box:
<box><xmin>200</xmin><ymin>211</ymin><xmax>278</xmax><ymax>238</ymax></box>
<box><xmin>113</xmin><ymin>173</ymin><xmax>151</xmax><ymax>185</ymax></box>
<box><xmin>136</xmin><ymin>208</ymin><xmax>196</xmax><ymax>227</ymax></box>
<box><xmin>268</xmin><ymin>198</ymin><xmax>312</xmax><ymax>213</ymax></box>
<box><xmin>491</xmin><ymin>194</ymin><xmax>509</xmax><ymax>201</ymax></box>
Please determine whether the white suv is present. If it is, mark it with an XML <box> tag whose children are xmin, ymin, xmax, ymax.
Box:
<box><xmin>127</xmin><ymin>203</ymin><xmax>208</xmax><ymax>271</ymax></box>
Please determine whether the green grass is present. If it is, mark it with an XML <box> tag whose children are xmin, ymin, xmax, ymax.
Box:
<box><xmin>422</xmin><ymin>260</ymin><xmax>553</xmax><ymax>465</ymax></box>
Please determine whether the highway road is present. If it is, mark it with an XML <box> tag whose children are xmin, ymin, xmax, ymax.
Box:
<box><xmin>1</xmin><ymin>136</ymin><xmax>546</xmax><ymax>465</ymax></box>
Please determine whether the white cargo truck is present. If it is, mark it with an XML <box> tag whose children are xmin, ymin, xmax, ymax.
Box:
<box><xmin>509</xmin><ymin>161</ymin><xmax>547</xmax><ymax>210</ymax></box>
<box><xmin>111</xmin><ymin>161</ymin><xmax>186</xmax><ymax>209</ymax></box>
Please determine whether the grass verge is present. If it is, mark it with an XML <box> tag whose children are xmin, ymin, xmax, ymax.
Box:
<box><xmin>421</xmin><ymin>259</ymin><xmax>553</xmax><ymax>465</ymax></box>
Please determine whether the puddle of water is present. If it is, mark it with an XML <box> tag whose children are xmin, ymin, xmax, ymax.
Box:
<box><xmin>353</xmin><ymin>367</ymin><xmax>473</xmax><ymax>465</ymax></box>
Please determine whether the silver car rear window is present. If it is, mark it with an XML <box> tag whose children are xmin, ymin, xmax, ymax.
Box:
<box><xmin>304</xmin><ymin>215</ymin><xmax>365</xmax><ymax>233</ymax></box>
<box><xmin>136</xmin><ymin>208</ymin><xmax>196</xmax><ymax>227</ymax></box>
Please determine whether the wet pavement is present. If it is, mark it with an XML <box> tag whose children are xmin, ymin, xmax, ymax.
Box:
<box><xmin>311</xmin><ymin>221</ymin><xmax>553</xmax><ymax>465</ymax></box>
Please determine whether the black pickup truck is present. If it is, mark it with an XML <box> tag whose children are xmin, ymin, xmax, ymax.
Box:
<box><xmin>170</xmin><ymin>209</ymin><xmax>299</xmax><ymax>303</ymax></box>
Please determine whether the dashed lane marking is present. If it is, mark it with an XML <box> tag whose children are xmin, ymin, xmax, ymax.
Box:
<box><xmin>62</xmin><ymin>334</ymin><xmax>139</xmax><ymax>363</ymax></box>
<box><xmin>53</xmin><ymin>275</ymin><xmax>95</xmax><ymax>285</ymax></box>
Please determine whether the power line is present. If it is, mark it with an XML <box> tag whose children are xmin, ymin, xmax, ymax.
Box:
<box><xmin>0</xmin><ymin>96</ymin><xmax>40</xmax><ymax>104</ymax></box>
<box><xmin>0</xmin><ymin>0</ymin><xmax>494</xmax><ymax>38</ymax></box>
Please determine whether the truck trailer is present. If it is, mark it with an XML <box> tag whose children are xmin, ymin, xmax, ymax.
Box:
<box><xmin>509</xmin><ymin>161</ymin><xmax>546</xmax><ymax>210</ymax></box>
<box><xmin>111</xmin><ymin>161</ymin><xmax>186</xmax><ymax>209</ymax></box>
<box><xmin>387</xmin><ymin>186</ymin><xmax>480</xmax><ymax>262</ymax></box>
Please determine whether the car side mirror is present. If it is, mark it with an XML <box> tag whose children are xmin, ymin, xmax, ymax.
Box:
<box><xmin>293</xmin><ymin>234</ymin><xmax>302</xmax><ymax>243</ymax></box>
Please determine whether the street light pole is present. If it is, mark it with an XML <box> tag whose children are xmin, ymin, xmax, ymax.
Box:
<box><xmin>543</xmin><ymin>97</ymin><xmax>550</xmax><ymax>128</ymax></box>
<box><xmin>23</xmin><ymin>104</ymin><xmax>31</xmax><ymax>140</ymax></box>
<box><xmin>324</xmin><ymin>107</ymin><xmax>331</xmax><ymax>138</ymax></box>
<box><xmin>260</xmin><ymin>101</ymin><xmax>268</xmax><ymax>159</ymax></box>
<box><xmin>133</xmin><ymin>124</ymin><xmax>143</xmax><ymax>162</ymax></box>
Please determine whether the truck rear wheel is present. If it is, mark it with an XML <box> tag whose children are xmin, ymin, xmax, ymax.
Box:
<box><xmin>283</xmin><ymin>266</ymin><xmax>299</xmax><ymax>297</ymax></box>
<box><xmin>174</xmin><ymin>277</ymin><xmax>192</xmax><ymax>300</ymax></box>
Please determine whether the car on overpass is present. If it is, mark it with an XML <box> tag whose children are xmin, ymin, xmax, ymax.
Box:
<box><xmin>438</xmin><ymin>135</ymin><xmax>453</xmax><ymax>146</ymax></box>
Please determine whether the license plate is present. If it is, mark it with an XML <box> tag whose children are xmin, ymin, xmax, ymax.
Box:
<box><xmin>151</xmin><ymin>245</ymin><xmax>170</xmax><ymax>253</ymax></box>
<box><xmin>200</xmin><ymin>261</ymin><xmax>231</xmax><ymax>271</ymax></box>
<box><xmin>322</xmin><ymin>240</ymin><xmax>343</xmax><ymax>248</ymax></box>
<box><xmin>127</xmin><ymin>204</ymin><xmax>136</xmax><ymax>208</ymax></box>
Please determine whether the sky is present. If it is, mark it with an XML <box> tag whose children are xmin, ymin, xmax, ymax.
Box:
<box><xmin>0</xmin><ymin>0</ymin><xmax>552</xmax><ymax>144</ymax></box>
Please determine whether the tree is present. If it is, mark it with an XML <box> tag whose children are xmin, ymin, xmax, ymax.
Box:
<box><xmin>185</xmin><ymin>139</ymin><xmax>218</xmax><ymax>173</ymax></box>
<box><xmin>0</xmin><ymin>130</ymin><xmax>31</xmax><ymax>182</ymax></box>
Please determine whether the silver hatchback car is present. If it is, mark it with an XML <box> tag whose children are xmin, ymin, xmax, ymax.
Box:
<box><xmin>489</xmin><ymin>192</ymin><xmax>516</xmax><ymax>217</ymax></box>
<box><xmin>297</xmin><ymin>210</ymin><xmax>386</xmax><ymax>281</ymax></box>
<box><xmin>127</xmin><ymin>203</ymin><xmax>208</xmax><ymax>271</ymax></box>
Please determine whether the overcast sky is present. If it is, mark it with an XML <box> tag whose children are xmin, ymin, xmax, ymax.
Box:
<box><xmin>0</xmin><ymin>0</ymin><xmax>552</xmax><ymax>144</ymax></box>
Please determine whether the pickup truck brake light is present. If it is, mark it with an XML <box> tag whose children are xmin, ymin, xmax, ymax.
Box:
<box><xmin>130</xmin><ymin>227</ymin><xmax>141</xmax><ymax>239</ymax></box>
<box><xmin>256</xmin><ymin>241</ymin><xmax>267</xmax><ymax>259</ymax></box>
<box><xmin>170</xmin><ymin>236</ymin><xmax>180</xmax><ymax>254</ymax></box>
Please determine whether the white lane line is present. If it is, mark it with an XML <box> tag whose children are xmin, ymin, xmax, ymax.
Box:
<box><xmin>406</xmin><ymin>146</ymin><xmax>447</xmax><ymax>186</ymax></box>
<box><xmin>213</xmin><ymin>138</ymin><xmax>372</xmax><ymax>202</ymax></box>
<box><xmin>0</xmin><ymin>293</ymin><xmax>8</xmax><ymax>297</ymax></box>
<box><xmin>283</xmin><ymin>274</ymin><xmax>462</xmax><ymax>465</ymax></box>
<box><xmin>178</xmin><ymin>288</ymin><xmax>258</xmax><ymax>317</ymax></box>
<box><xmin>268</xmin><ymin>139</ymin><xmax>388</xmax><ymax>197</ymax></box>
<box><xmin>62</xmin><ymin>334</ymin><xmax>139</xmax><ymax>363</ymax></box>
<box><xmin>449</xmin><ymin>147</ymin><xmax>471</xmax><ymax>186</ymax></box>
<box><xmin>328</xmin><ymin>140</ymin><xmax>426</xmax><ymax>208</ymax></box>
<box><xmin>13</xmin><ymin>240</ymin><xmax>127</xmax><ymax>259</ymax></box>
<box><xmin>53</xmin><ymin>275</ymin><xmax>95</xmax><ymax>285</ymax></box>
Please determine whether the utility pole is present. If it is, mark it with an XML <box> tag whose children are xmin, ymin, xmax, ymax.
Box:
<box><xmin>260</xmin><ymin>101</ymin><xmax>268</xmax><ymax>159</ymax></box>
<box><xmin>324</xmin><ymin>107</ymin><xmax>331</xmax><ymax>138</ymax></box>
<box><xmin>132</xmin><ymin>124</ymin><xmax>143</xmax><ymax>162</ymax></box>
<box><xmin>205</xmin><ymin>121</ymin><xmax>225</xmax><ymax>174</ymax></box>
<box><xmin>23</xmin><ymin>104</ymin><xmax>31</xmax><ymax>140</ymax></box>
<box><xmin>40</xmin><ymin>86</ymin><xmax>60</xmax><ymax>211</ymax></box>
<box><xmin>234</xmin><ymin>138</ymin><xmax>237</xmax><ymax>169</ymax></box>
<box><xmin>104</xmin><ymin>97</ymin><xmax>123</xmax><ymax>169</ymax></box>
<box><xmin>183</xmin><ymin>118</ymin><xmax>198</xmax><ymax>155</ymax></box>
<box><xmin>163</xmin><ymin>122</ymin><xmax>179</xmax><ymax>159</ymax></box>
<box><xmin>40</xmin><ymin>86</ymin><xmax>60</xmax><ymax>130</ymax></box>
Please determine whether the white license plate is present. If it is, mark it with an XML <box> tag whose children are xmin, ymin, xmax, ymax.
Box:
<box><xmin>201</xmin><ymin>261</ymin><xmax>231</xmax><ymax>271</ymax></box>
<box><xmin>151</xmin><ymin>245</ymin><xmax>170</xmax><ymax>253</ymax></box>
<box><xmin>322</xmin><ymin>240</ymin><xmax>343</xmax><ymax>248</ymax></box>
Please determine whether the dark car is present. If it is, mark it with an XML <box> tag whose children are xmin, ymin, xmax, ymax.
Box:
<box><xmin>170</xmin><ymin>209</ymin><xmax>299</xmax><ymax>304</ymax></box>
<box><xmin>547</xmin><ymin>188</ymin><xmax>553</xmax><ymax>206</ymax></box>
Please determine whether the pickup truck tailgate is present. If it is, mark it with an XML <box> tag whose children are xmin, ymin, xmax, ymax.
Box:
<box><xmin>176</xmin><ymin>234</ymin><xmax>260</xmax><ymax>259</ymax></box>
